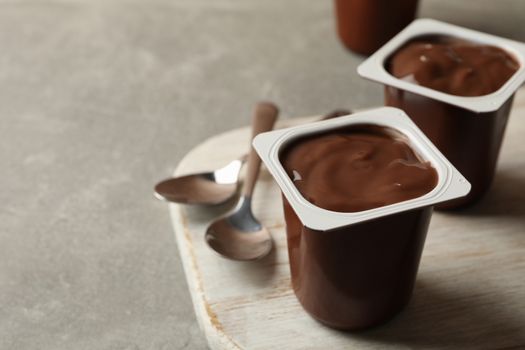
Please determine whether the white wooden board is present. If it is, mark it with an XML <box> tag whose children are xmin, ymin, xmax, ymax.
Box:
<box><xmin>169</xmin><ymin>89</ymin><xmax>525</xmax><ymax>350</ymax></box>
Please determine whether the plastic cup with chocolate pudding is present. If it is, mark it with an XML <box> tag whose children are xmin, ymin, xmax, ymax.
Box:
<box><xmin>358</xmin><ymin>19</ymin><xmax>525</xmax><ymax>209</ymax></box>
<box><xmin>253</xmin><ymin>107</ymin><xmax>470</xmax><ymax>330</ymax></box>
<box><xmin>334</xmin><ymin>0</ymin><xmax>419</xmax><ymax>55</ymax></box>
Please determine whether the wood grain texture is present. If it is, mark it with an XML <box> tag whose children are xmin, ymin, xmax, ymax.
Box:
<box><xmin>169</xmin><ymin>89</ymin><xmax>525</xmax><ymax>350</ymax></box>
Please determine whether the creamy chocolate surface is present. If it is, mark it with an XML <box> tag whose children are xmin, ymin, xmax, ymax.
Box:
<box><xmin>388</xmin><ymin>37</ymin><xmax>519</xmax><ymax>96</ymax></box>
<box><xmin>280</xmin><ymin>126</ymin><xmax>438</xmax><ymax>213</ymax></box>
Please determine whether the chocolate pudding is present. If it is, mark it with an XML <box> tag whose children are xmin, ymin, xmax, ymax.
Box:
<box><xmin>334</xmin><ymin>0</ymin><xmax>419</xmax><ymax>55</ymax></box>
<box><xmin>281</xmin><ymin>125</ymin><xmax>438</xmax><ymax>212</ymax></box>
<box><xmin>388</xmin><ymin>37</ymin><xmax>519</xmax><ymax>96</ymax></box>
<box><xmin>385</xmin><ymin>36</ymin><xmax>520</xmax><ymax>208</ymax></box>
<box><xmin>278</xmin><ymin>125</ymin><xmax>437</xmax><ymax>329</ymax></box>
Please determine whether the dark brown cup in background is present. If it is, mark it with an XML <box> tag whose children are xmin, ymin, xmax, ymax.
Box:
<box><xmin>334</xmin><ymin>0</ymin><xmax>419</xmax><ymax>55</ymax></box>
<box><xmin>283</xmin><ymin>196</ymin><xmax>432</xmax><ymax>330</ymax></box>
<box><xmin>386</xmin><ymin>89</ymin><xmax>514</xmax><ymax>209</ymax></box>
<box><xmin>357</xmin><ymin>19</ymin><xmax>525</xmax><ymax>210</ymax></box>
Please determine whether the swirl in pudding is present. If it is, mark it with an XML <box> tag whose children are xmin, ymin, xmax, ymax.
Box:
<box><xmin>387</xmin><ymin>36</ymin><xmax>519</xmax><ymax>97</ymax></box>
<box><xmin>280</xmin><ymin>125</ymin><xmax>438</xmax><ymax>213</ymax></box>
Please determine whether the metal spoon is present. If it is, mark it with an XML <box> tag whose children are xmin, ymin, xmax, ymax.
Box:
<box><xmin>153</xmin><ymin>108</ymin><xmax>349</xmax><ymax>205</ymax></box>
<box><xmin>154</xmin><ymin>156</ymin><xmax>246</xmax><ymax>205</ymax></box>
<box><xmin>205</xmin><ymin>102</ymin><xmax>279</xmax><ymax>261</ymax></box>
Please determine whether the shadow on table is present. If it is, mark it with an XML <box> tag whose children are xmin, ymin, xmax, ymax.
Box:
<box><xmin>446</xmin><ymin>170</ymin><xmax>525</xmax><ymax>222</ymax></box>
<box><xmin>350</xmin><ymin>279</ymin><xmax>525</xmax><ymax>349</ymax></box>
<box><xmin>235</xmin><ymin>239</ymin><xmax>279</xmax><ymax>288</ymax></box>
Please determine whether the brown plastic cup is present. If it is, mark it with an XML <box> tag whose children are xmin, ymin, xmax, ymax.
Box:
<box><xmin>283</xmin><ymin>195</ymin><xmax>432</xmax><ymax>329</ymax></box>
<box><xmin>334</xmin><ymin>0</ymin><xmax>419</xmax><ymax>55</ymax></box>
<box><xmin>253</xmin><ymin>108</ymin><xmax>470</xmax><ymax>330</ymax></box>
<box><xmin>358</xmin><ymin>19</ymin><xmax>525</xmax><ymax>209</ymax></box>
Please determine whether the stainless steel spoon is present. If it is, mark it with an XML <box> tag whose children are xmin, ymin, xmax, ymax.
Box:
<box><xmin>205</xmin><ymin>102</ymin><xmax>279</xmax><ymax>261</ymax></box>
<box><xmin>154</xmin><ymin>156</ymin><xmax>246</xmax><ymax>205</ymax></box>
<box><xmin>153</xmin><ymin>108</ymin><xmax>350</xmax><ymax>205</ymax></box>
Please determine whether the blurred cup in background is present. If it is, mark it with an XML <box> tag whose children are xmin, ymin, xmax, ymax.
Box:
<box><xmin>334</xmin><ymin>0</ymin><xmax>419</xmax><ymax>56</ymax></box>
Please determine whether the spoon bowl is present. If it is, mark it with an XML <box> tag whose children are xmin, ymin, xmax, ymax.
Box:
<box><xmin>205</xmin><ymin>197</ymin><xmax>272</xmax><ymax>260</ymax></box>
<box><xmin>154</xmin><ymin>108</ymin><xmax>350</xmax><ymax>205</ymax></box>
<box><xmin>154</xmin><ymin>157</ymin><xmax>245</xmax><ymax>205</ymax></box>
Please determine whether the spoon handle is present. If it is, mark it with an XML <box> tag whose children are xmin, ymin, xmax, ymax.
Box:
<box><xmin>242</xmin><ymin>102</ymin><xmax>279</xmax><ymax>197</ymax></box>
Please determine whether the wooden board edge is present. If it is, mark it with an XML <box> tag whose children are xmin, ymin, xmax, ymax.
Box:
<box><xmin>170</xmin><ymin>203</ymin><xmax>243</xmax><ymax>350</ymax></box>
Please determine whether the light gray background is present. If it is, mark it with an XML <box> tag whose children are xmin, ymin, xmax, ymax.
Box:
<box><xmin>1</xmin><ymin>1</ymin><xmax>524</xmax><ymax>349</ymax></box>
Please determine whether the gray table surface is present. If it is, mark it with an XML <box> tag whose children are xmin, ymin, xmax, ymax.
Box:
<box><xmin>2</xmin><ymin>1</ymin><xmax>524</xmax><ymax>349</ymax></box>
